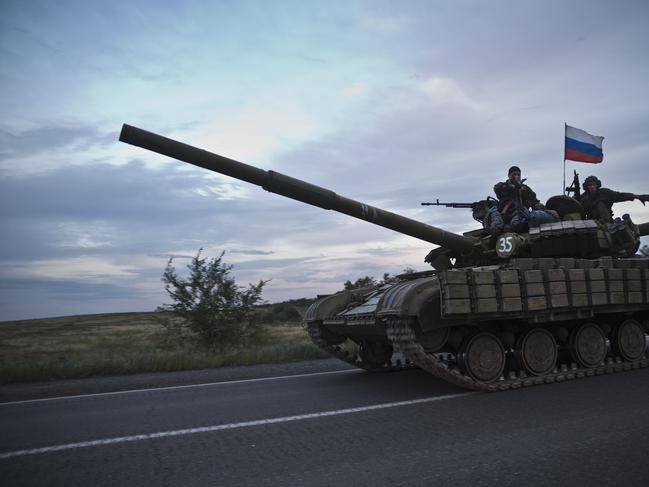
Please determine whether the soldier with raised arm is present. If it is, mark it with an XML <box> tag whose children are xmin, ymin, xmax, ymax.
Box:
<box><xmin>580</xmin><ymin>175</ymin><xmax>649</xmax><ymax>223</ymax></box>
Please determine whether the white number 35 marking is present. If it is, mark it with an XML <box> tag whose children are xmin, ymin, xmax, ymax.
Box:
<box><xmin>498</xmin><ymin>236</ymin><xmax>513</xmax><ymax>253</ymax></box>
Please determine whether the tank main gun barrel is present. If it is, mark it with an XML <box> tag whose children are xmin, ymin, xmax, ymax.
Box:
<box><xmin>119</xmin><ymin>124</ymin><xmax>476</xmax><ymax>253</ymax></box>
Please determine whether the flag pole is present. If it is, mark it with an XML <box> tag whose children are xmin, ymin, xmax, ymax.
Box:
<box><xmin>563</xmin><ymin>123</ymin><xmax>567</xmax><ymax>195</ymax></box>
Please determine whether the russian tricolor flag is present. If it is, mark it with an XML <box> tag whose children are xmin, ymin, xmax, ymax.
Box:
<box><xmin>564</xmin><ymin>125</ymin><xmax>604</xmax><ymax>163</ymax></box>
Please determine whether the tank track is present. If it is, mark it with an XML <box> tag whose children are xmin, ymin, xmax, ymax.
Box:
<box><xmin>385</xmin><ymin>317</ymin><xmax>649</xmax><ymax>392</ymax></box>
<box><xmin>305</xmin><ymin>320</ymin><xmax>414</xmax><ymax>372</ymax></box>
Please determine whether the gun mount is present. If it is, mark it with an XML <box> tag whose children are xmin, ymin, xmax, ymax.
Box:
<box><xmin>119</xmin><ymin>123</ymin><xmax>649</xmax><ymax>392</ymax></box>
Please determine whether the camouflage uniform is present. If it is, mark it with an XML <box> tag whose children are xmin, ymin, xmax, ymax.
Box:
<box><xmin>492</xmin><ymin>180</ymin><xmax>557</xmax><ymax>233</ymax></box>
<box><xmin>494</xmin><ymin>181</ymin><xmax>541</xmax><ymax>216</ymax></box>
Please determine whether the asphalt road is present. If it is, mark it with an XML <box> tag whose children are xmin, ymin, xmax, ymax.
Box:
<box><xmin>1</xmin><ymin>362</ymin><xmax>648</xmax><ymax>487</ymax></box>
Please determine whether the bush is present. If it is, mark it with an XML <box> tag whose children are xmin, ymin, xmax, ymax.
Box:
<box><xmin>272</xmin><ymin>304</ymin><xmax>301</xmax><ymax>322</ymax></box>
<box><xmin>343</xmin><ymin>276</ymin><xmax>377</xmax><ymax>290</ymax></box>
<box><xmin>157</xmin><ymin>249</ymin><xmax>268</xmax><ymax>350</ymax></box>
<box><xmin>343</xmin><ymin>268</ymin><xmax>417</xmax><ymax>290</ymax></box>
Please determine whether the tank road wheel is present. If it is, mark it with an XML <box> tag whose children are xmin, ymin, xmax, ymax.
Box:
<box><xmin>570</xmin><ymin>323</ymin><xmax>607</xmax><ymax>368</ymax></box>
<box><xmin>611</xmin><ymin>319</ymin><xmax>647</xmax><ymax>362</ymax></box>
<box><xmin>418</xmin><ymin>327</ymin><xmax>450</xmax><ymax>352</ymax></box>
<box><xmin>515</xmin><ymin>328</ymin><xmax>558</xmax><ymax>376</ymax></box>
<box><xmin>458</xmin><ymin>333</ymin><xmax>506</xmax><ymax>383</ymax></box>
<box><xmin>359</xmin><ymin>341</ymin><xmax>393</xmax><ymax>368</ymax></box>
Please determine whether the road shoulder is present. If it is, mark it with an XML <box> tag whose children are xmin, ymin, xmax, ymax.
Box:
<box><xmin>0</xmin><ymin>358</ymin><xmax>353</xmax><ymax>403</ymax></box>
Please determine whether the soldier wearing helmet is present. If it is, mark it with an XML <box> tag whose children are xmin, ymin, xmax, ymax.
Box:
<box><xmin>580</xmin><ymin>175</ymin><xmax>649</xmax><ymax>223</ymax></box>
<box><xmin>492</xmin><ymin>165</ymin><xmax>558</xmax><ymax>233</ymax></box>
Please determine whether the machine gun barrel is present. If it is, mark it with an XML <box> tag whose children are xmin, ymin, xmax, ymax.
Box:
<box><xmin>421</xmin><ymin>199</ymin><xmax>474</xmax><ymax>208</ymax></box>
<box><xmin>119</xmin><ymin>124</ymin><xmax>476</xmax><ymax>253</ymax></box>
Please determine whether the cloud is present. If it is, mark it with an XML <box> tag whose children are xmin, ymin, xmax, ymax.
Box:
<box><xmin>294</xmin><ymin>53</ymin><xmax>328</xmax><ymax>64</ymax></box>
<box><xmin>147</xmin><ymin>253</ymin><xmax>196</xmax><ymax>260</ymax></box>
<box><xmin>418</xmin><ymin>77</ymin><xmax>482</xmax><ymax>111</ymax></box>
<box><xmin>54</xmin><ymin>221</ymin><xmax>116</xmax><ymax>249</ymax></box>
<box><xmin>1</xmin><ymin>1</ymin><xmax>648</xmax><ymax>320</ymax></box>
<box><xmin>192</xmin><ymin>182</ymin><xmax>251</xmax><ymax>201</ymax></box>
<box><xmin>195</xmin><ymin>103</ymin><xmax>323</xmax><ymax>163</ymax></box>
<box><xmin>0</xmin><ymin>124</ymin><xmax>115</xmax><ymax>161</ymax></box>
<box><xmin>339</xmin><ymin>82</ymin><xmax>369</xmax><ymax>99</ymax></box>
<box><xmin>0</xmin><ymin>157</ymin><xmax>428</xmax><ymax>317</ymax></box>
<box><xmin>2</xmin><ymin>256</ymin><xmax>138</xmax><ymax>283</ymax></box>
<box><xmin>228</xmin><ymin>249</ymin><xmax>276</xmax><ymax>255</ymax></box>
<box><xmin>361</xmin><ymin>14</ymin><xmax>410</xmax><ymax>33</ymax></box>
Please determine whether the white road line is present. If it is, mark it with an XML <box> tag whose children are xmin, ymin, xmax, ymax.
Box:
<box><xmin>0</xmin><ymin>392</ymin><xmax>473</xmax><ymax>459</ymax></box>
<box><xmin>0</xmin><ymin>369</ymin><xmax>361</xmax><ymax>406</ymax></box>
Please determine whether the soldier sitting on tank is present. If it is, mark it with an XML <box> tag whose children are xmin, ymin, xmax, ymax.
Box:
<box><xmin>580</xmin><ymin>175</ymin><xmax>649</xmax><ymax>223</ymax></box>
<box><xmin>491</xmin><ymin>166</ymin><xmax>559</xmax><ymax>234</ymax></box>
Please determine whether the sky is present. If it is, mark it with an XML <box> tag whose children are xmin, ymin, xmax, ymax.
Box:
<box><xmin>1</xmin><ymin>0</ymin><xmax>648</xmax><ymax>320</ymax></box>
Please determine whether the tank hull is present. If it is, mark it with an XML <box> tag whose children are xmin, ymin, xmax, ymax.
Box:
<box><xmin>305</xmin><ymin>257</ymin><xmax>649</xmax><ymax>391</ymax></box>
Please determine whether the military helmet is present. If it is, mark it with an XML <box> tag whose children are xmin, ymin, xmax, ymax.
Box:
<box><xmin>582</xmin><ymin>175</ymin><xmax>602</xmax><ymax>191</ymax></box>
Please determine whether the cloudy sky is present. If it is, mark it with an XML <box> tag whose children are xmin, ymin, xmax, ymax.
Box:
<box><xmin>1</xmin><ymin>0</ymin><xmax>648</xmax><ymax>320</ymax></box>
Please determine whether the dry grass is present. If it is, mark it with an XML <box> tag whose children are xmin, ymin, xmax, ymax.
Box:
<box><xmin>0</xmin><ymin>312</ymin><xmax>328</xmax><ymax>384</ymax></box>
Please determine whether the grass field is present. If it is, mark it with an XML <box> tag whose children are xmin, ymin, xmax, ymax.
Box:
<box><xmin>0</xmin><ymin>308</ymin><xmax>330</xmax><ymax>384</ymax></box>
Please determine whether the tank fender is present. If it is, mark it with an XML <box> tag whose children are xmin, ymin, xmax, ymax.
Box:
<box><xmin>304</xmin><ymin>286</ymin><xmax>377</xmax><ymax>321</ymax></box>
<box><xmin>376</xmin><ymin>277</ymin><xmax>440</xmax><ymax>330</ymax></box>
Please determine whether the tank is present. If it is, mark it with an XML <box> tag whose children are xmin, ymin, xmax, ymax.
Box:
<box><xmin>119</xmin><ymin>124</ymin><xmax>649</xmax><ymax>391</ymax></box>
